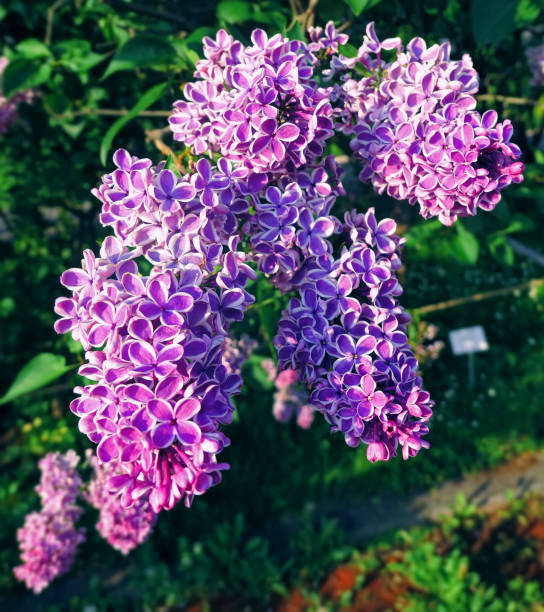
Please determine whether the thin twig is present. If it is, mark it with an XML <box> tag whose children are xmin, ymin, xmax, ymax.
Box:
<box><xmin>250</xmin><ymin>278</ymin><xmax>544</xmax><ymax>315</ymax></box>
<box><xmin>45</xmin><ymin>0</ymin><xmax>70</xmax><ymax>45</ymax></box>
<box><xmin>412</xmin><ymin>278</ymin><xmax>544</xmax><ymax>315</ymax></box>
<box><xmin>477</xmin><ymin>94</ymin><xmax>539</xmax><ymax>106</ymax></box>
<box><xmin>104</xmin><ymin>0</ymin><xmax>191</xmax><ymax>29</ymax></box>
<box><xmin>51</xmin><ymin>108</ymin><xmax>171</xmax><ymax>118</ymax></box>
<box><xmin>288</xmin><ymin>0</ymin><xmax>319</xmax><ymax>33</ymax></box>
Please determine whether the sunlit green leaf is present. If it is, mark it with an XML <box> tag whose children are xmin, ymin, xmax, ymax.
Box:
<box><xmin>0</xmin><ymin>353</ymin><xmax>75</xmax><ymax>406</ymax></box>
<box><xmin>217</xmin><ymin>1</ymin><xmax>253</xmax><ymax>23</ymax></box>
<box><xmin>100</xmin><ymin>81</ymin><xmax>168</xmax><ymax>165</ymax></box>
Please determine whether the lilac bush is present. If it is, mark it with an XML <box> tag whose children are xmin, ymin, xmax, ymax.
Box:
<box><xmin>50</xmin><ymin>21</ymin><xmax>524</xmax><ymax>528</ymax></box>
<box><xmin>13</xmin><ymin>451</ymin><xmax>85</xmax><ymax>594</ymax></box>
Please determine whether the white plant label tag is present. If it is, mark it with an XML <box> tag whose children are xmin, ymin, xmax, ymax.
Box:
<box><xmin>449</xmin><ymin>325</ymin><xmax>489</xmax><ymax>356</ymax></box>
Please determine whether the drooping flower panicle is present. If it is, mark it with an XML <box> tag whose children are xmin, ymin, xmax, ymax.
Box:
<box><xmin>14</xmin><ymin>451</ymin><xmax>85</xmax><ymax>594</ymax></box>
<box><xmin>334</xmin><ymin>24</ymin><xmax>524</xmax><ymax>225</ymax></box>
<box><xmin>169</xmin><ymin>29</ymin><xmax>334</xmax><ymax>175</ymax></box>
<box><xmin>56</xmin><ymin>151</ymin><xmax>257</xmax><ymax>513</ymax></box>
<box><xmin>274</xmin><ymin>207</ymin><xmax>433</xmax><ymax>460</ymax></box>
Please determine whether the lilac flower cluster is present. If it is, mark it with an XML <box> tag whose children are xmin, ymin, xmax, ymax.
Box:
<box><xmin>262</xmin><ymin>359</ymin><xmax>314</xmax><ymax>429</ymax></box>
<box><xmin>275</xmin><ymin>208</ymin><xmax>433</xmax><ymax>460</ymax></box>
<box><xmin>243</xmin><ymin>155</ymin><xmax>346</xmax><ymax>291</ymax></box>
<box><xmin>526</xmin><ymin>42</ymin><xmax>544</xmax><ymax>87</ymax></box>
<box><xmin>54</xmin><ymin>22</ymin><xmax>526</xmax><ymax>517</ymax></box>
<box><xmin>169</xmin><ymin>28</ymin><xmax>334</xmax><ymax>175</ymax></box>
<box><xmin>14</xmin><ymin>451</ymin><xmax>85</xmax><ymax>594</ymax></box>
<box><xmin>0</xmin><ymin>57</ymin><xmax>34</xmax><ymax>134</ymax></box>
<box><xmin>84</xmin><ymin>451</ymin><xmax>156</xmax><ymax>555</ymax></box>
<box><xmin>55</xmin><ymin>150</ymin><xmax>256</xmax><ymax>513</ymax></box>
<box><xmin>334</xmin><ymin>24</ymin><xmax>524</xmax><ymax>225</ymax></box>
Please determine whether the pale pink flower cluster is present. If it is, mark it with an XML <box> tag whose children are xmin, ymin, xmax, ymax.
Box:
<box><xmin>262</xmin><ymin>358</ymin><xmax>315</xmax><ymax>429</ymax></box>
<box><xmin>13</xmin><ymin>451</ymin><xmax>85</xmax><ymax>594</ymax></box>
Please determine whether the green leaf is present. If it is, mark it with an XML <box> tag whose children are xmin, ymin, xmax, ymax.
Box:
<box><xmin>471</xmin><ymin>0</ymin><xmax>519</xmax><ymax>45</ymax></box>
<box><xmin>15</xmin><ymin>38</ymin><xmax>52</xmax><ymax>59</ymax></box>
<box><xmin>338</xmin><ymin>43</ymin><xmax>358</xmax><ymax>58</ymax></box>
<box><xmin>515</xmin><ymin>0</ymin><xmax>540</xmax><ymax>26</ymax></box>
<box><xmin>61</xmin><ymin>122</ymin><xmax>85</xmax><ymax>139</ymax></box>
<box><xmin>56</xmin><ymin>39</ymin><xmax>108</xmax><ymax>73</ymax></box>
<box><xmin>343</xmin><ymin>0</ymin><xmax>369</xmax><ymax>16</ymax></box>
<box><xmin>217</xmin><ymin>1</ymin><xmax>253</xmax><ymax>23</ymax></box>
<box><xmin>453</xmin><ymin>222</ymin><xmax>480</xmax><ymax>265</ymax></box>
<box><xmin>286</xmin><ymin>21</ymin><xmax>305</xmax><ymax>41</ymax></box>
<box><xmin>102</xmin><ymin>35</ymin><xmax>177</xmax><ymax>79</ymax></box>
<box><xmin>0</xmin><ymin>353</ymin><xmax>74</xmax><ymax>406</ymax></box>
<box><xmin>164</xmin><ymin>153</ymin><xmax>181</xmax><ymax>177</ymax></box>
<box><xmin>488</xmin><ymin>235</ymin><xmax>515</xmax><ymax>265</ymax></box>
<box><xmin>2</xmin><ymin>58</ymin><xmax>52</xmax><ymax>97</ymax></box>
<box><xmin>256</xmin><ymin>276</ymin><xmax>282</xmax><ymax>358</ymax></box>
<box><xmin>100</xmin><ymin>81</ymin><xmax>168</xmax><ymax>165</ymax></box>
<box><xmin>171</xmin><ymin>40</ymin><xmax>199</xmax><ymax>69</ymax></box>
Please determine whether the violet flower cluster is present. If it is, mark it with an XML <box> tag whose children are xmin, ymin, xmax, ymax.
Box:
<box><xmin>84</xmin><ymin>450</ymin><xmax>156</xmax><ymax>555</ymax></box>
<box><xmin>54</xmin><ymin>22</ymin><xmax>525</xmax><ymax>517</ymax></box>
<box><xmin>55</xmin><ymin>150</ymin><xmax>258</xmax><ymax>514</ymax></box>
<box><xmin>13</xmin><ymin>451</ymin><xmax>85</xmax><ymax>594</ymax></box>
<box><xmin>0</xmin><ymin>57</ymin><xmax>34</xmax><ymax>134</ymax></box>
<box><xmin>333</xmin><ymin>24</ymin><xmax>524</xmax><ymax>225</ymax></box>
<box><xmin>526</xmin><ymin>42</ymin><xmax>544</xmax><ymax>87</ymax></box>
<box><xmin>262</xmin><ymin>359</ymin><xmax>314</xmax><ymax>429</ymax></box>
<box><xmin>169</xmin><ymin>28</ymin><xmax>334</xmax><ymax>175</ymax></box>
<box><xmin>274</xmin><ymin>208</ymin><xmax>433</xmax><ymax>461</ymax></box>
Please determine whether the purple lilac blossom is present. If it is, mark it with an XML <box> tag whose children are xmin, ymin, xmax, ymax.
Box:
<box><xmin>55</xmin><ymin>150</ymin><xmax>257</xmax><ymax>514</ymax></box>
<box><xmin>0</xmin><ymin>57</ymin><xmax>35</xmax><ymax>135</ymax></box>
<box><xmin>84</xmin><ymin>451</ymin><xmax>156</xmax><ymax>555</ymax></box>
<box><xmin>274</xmin><ymin>207</ymin><xmax>433</xmax><ymax>461</ymax></box>
<box><xmin>243</xmin><ymin>154</ymin><xmax>346</xmax><ymax>292</ymax></box>
<box><xmin>332</xmin><ymin>23</ymin><xmax>524</xmax><ymax>225</ymax></box>
<box><xmin>14</xmin><ymin>451</ymin><xmax>85</xmax><ymax>594</ymax></box>
<box><xmin>526</xmin><ymin>42</ymin><xmax>544</xmax><ymax>87</ymax></box>
<box><xmin>169</xmin><ymin>29</ymin><xmax>334</xmax><ymax>175</ymax></box>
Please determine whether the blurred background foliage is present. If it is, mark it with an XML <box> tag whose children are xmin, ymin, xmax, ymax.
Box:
<box><xmin>2</xmin><ymin>0</ymin><xmax>544</xmax><ymax>609</ymax></box>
